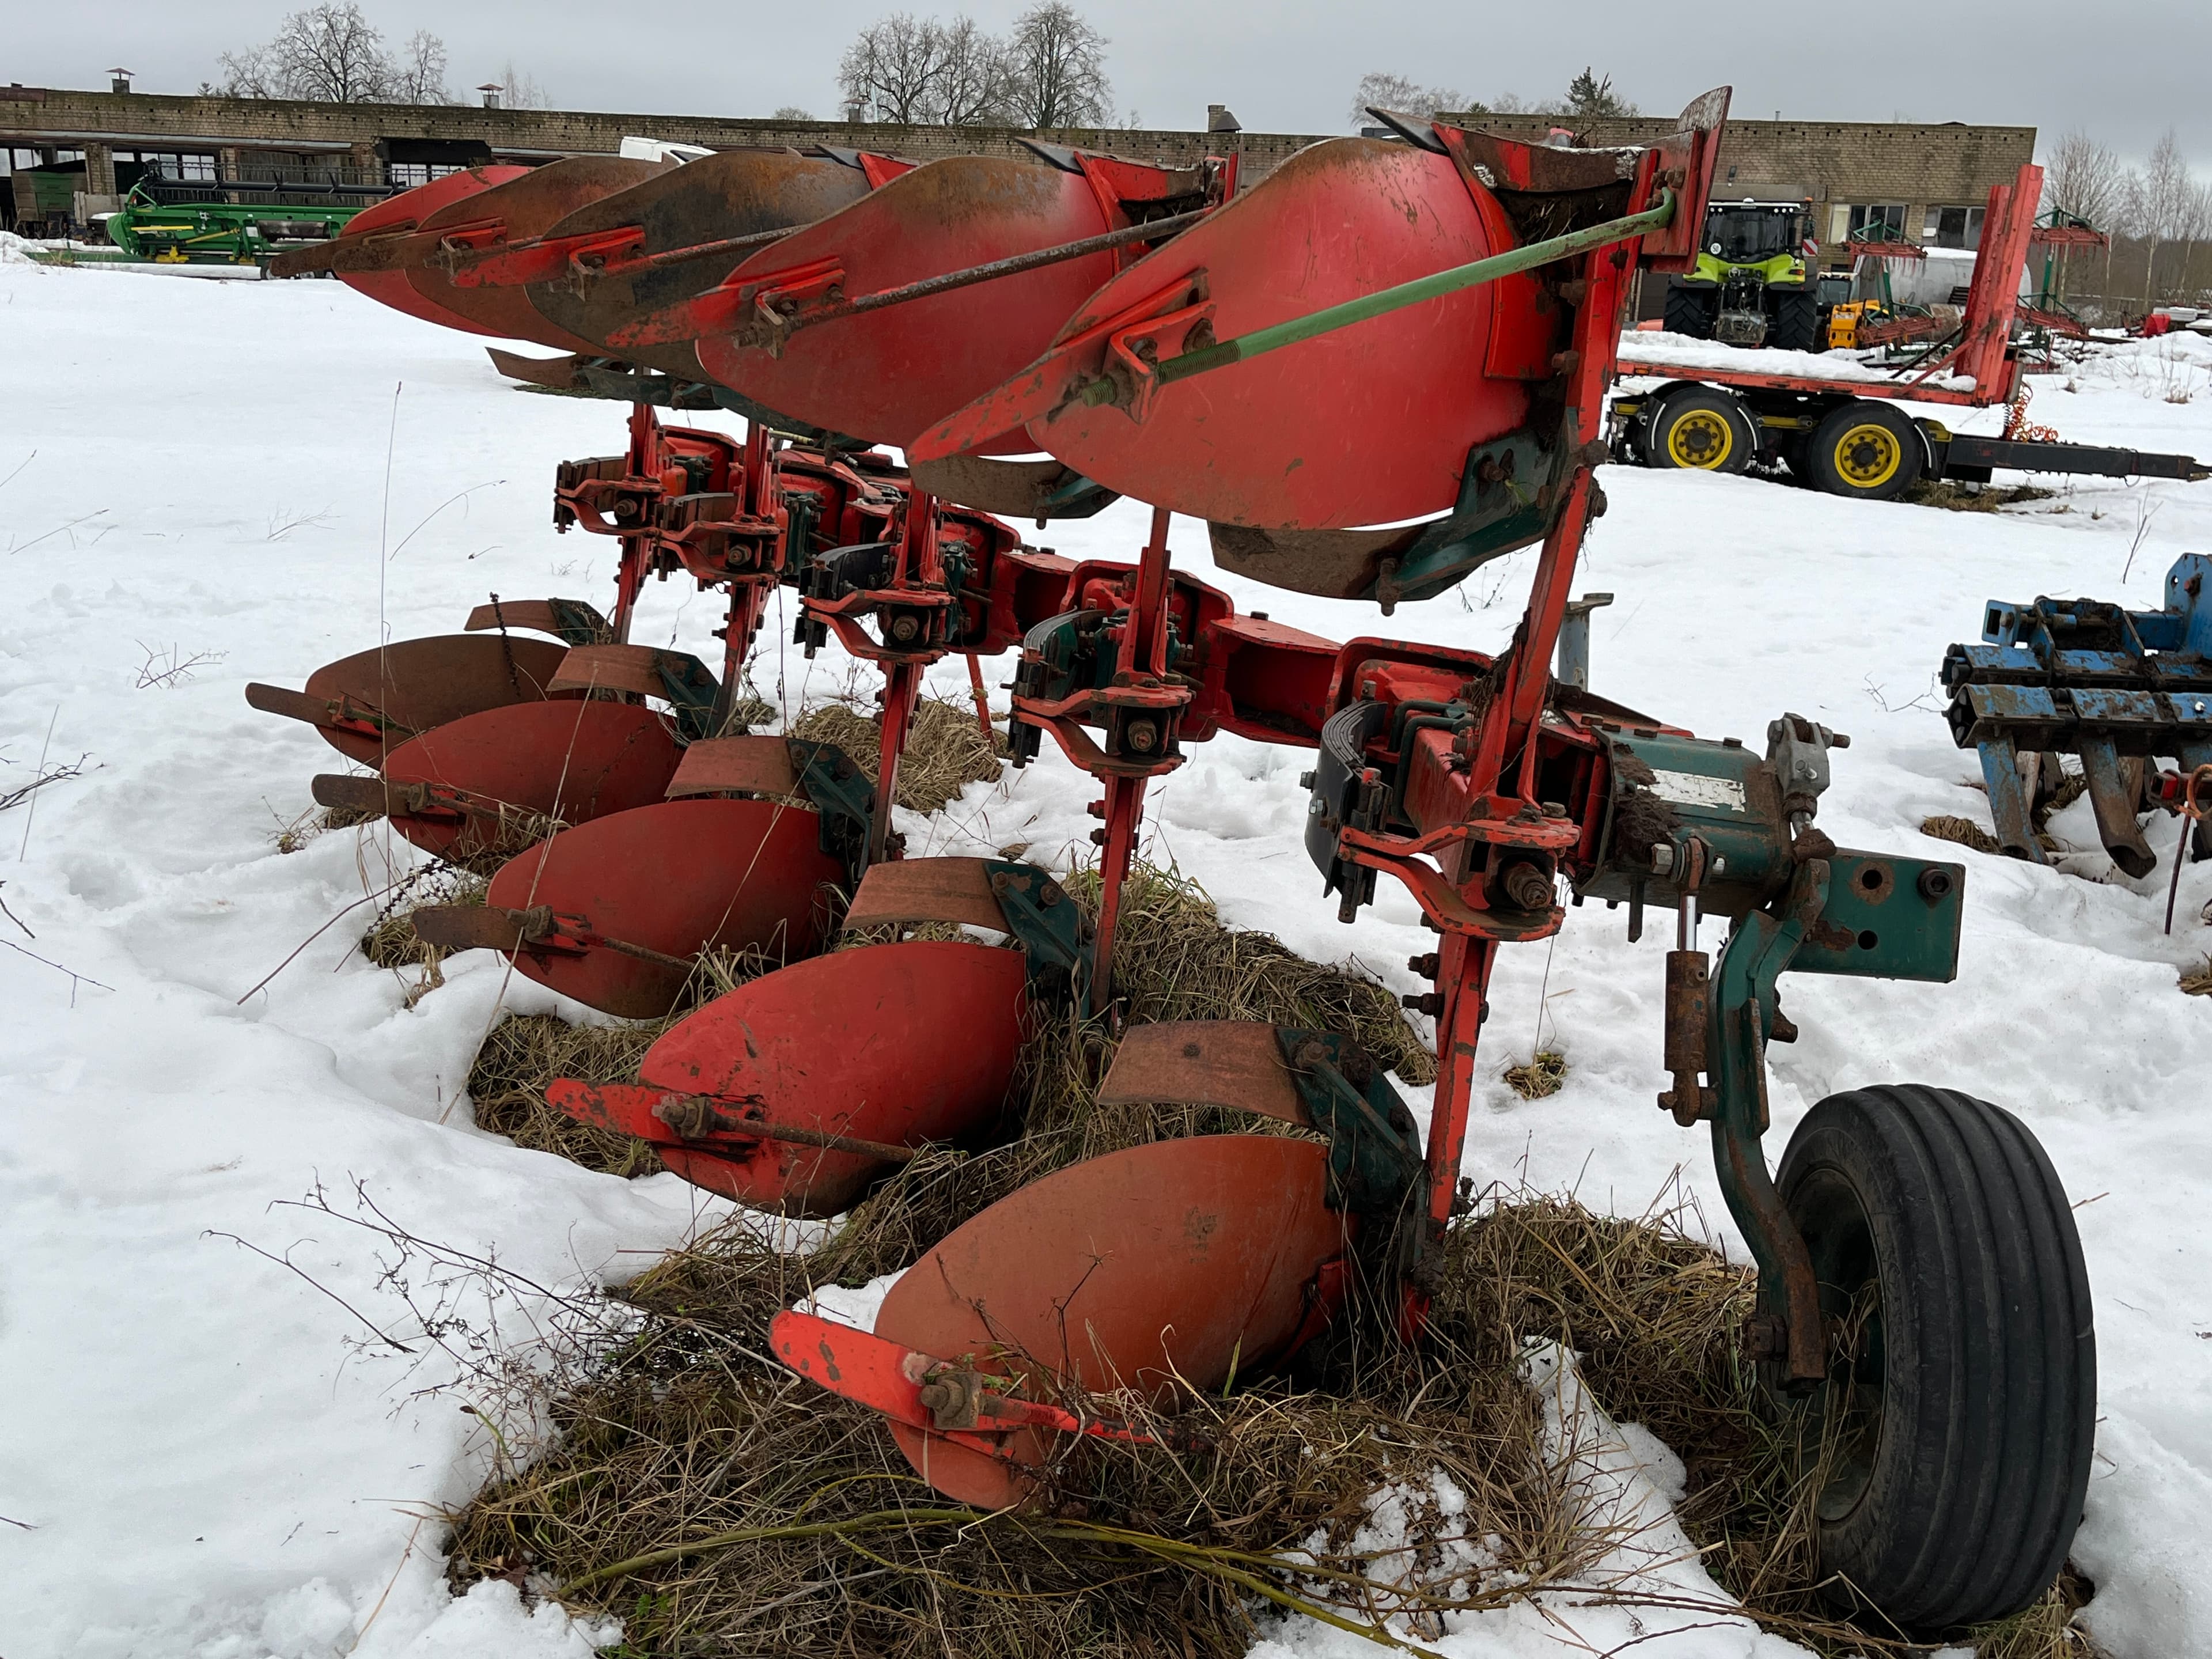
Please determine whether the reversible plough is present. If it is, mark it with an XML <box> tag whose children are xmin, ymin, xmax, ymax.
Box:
<box><xmin>248</xmin><ymin>93</ymin><xmax>2096</xmax><ymax>1634</ymax></box>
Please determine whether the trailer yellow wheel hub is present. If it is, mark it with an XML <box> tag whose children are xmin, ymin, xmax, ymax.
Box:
<box><xmin>1664</xmin><ymin>409</ymin><xmax>1735</xmax><ymax>468</ymax></box>
<box><xmin>1832</xmin><ymin>422</ymin><xmax>1903</xmax><ymax>488</ymax></box>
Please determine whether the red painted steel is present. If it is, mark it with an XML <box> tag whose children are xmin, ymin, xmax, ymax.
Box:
<box><xmin>917</xmin><ymin>138</ymin><xmax>1529</xmax><ymax>528</ymax></box>
<box><xmin>685</xmin><ymin>156</ymin><xmax>1136</xmax><ymax>445</ymax></box>
<box><xmin>872</xmin><ymin>1135</ymin><xmax>1350</xmax><ymax>1506</ymax></box>
<box><xmin>563</xmin><ymin>941</ymin><xmax>1027</xmax><ymax>1216</ymax></box>
<box><xmin>295</xmin><ymin>634</ymin><xmax>571</xmax><ymax>766</ymax></box>
<box><xmin>376</xmin><ymin>699</ymin><xmax>681</xmax><ymax>857</ymax></box>
<box><xmin>404</xmin><ymin>157</ymin><xmax>672</xmax><ymax>351</ymax></box>
<box><xmin>479</xmin><ymin>797</ymin><xmax>844</xmax><ymax>1017</ymax></box>
<box><xmin>330</xmin><ymin>166</ymin><xmax>529</xmax><ymax>334</ymax></box>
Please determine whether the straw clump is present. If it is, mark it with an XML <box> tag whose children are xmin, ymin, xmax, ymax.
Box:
<box><xmin>791</xmin><ymin>694</ymin><xmax>1003</xmax><ymax>814</ymax></box>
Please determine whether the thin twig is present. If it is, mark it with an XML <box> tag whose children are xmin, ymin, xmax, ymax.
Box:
<box><xmin>203</xmin><ymin>1230</ymin><xmax>419</xmax><ymax>1353</ymax></box>
<box><xmin>17</xmin><ymin>705</ymin><xmax>57</xmax><ymax>859</ymax></box>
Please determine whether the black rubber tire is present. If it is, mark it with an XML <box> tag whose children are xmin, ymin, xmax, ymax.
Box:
<box><xmin>1644</xmin><ymin>387</ymin><xmax>1758</xmax><ymax>474</ymax></box>
<box><xmin>1806</xmin><ymin>400</ymin><xmax>1923</xmax><ymax>501</ymax></box>
<box><xmin>1663</xmin><ymin>279</ymin><xmax>1717</xmax><ymax>339</ymax></box>
<box><xmin>1767</xmin><ymin>285</ymin><xmax>1821</xmax><ymax>353</ymax></box>
<box><xmin>1777</xmin><ymin>1085</ymin><xmax>2096</xmax><ymax>1634</ymax></box>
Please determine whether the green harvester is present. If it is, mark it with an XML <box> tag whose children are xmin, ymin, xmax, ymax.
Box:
<box><xmin>103</xmin><ymin>181</ymin><xmax>364</xmax><ymax>266</ymax></box>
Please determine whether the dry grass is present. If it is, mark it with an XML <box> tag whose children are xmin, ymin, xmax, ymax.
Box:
<box><xmin>1904</xmin><ymin>480</ymin><xmax>2054</xmax><ymax>513</ymax></box>
<box><xmin>2182</xmin><ymin>958</ymin><xmax>2212</xmax><ymax>997</ymax></box>
<box><xmin>1922</xmin><ymin>813</ymin><xmax>2005</xmax><ymax>856</ymax></box>
<box><xmin>790</xmin><ymin>694</ymin><xmax>1003</xmax><ymax>815</ymax></box>
<box><xmin>274</xmin><ymin>801</ymin><xmax>376</xmax><ymax>855</ymax></box>
<box><xmin>1501</xmin><ymin>1051</ymin><xmax>1567</xmax><ymax>1099</ymax></box>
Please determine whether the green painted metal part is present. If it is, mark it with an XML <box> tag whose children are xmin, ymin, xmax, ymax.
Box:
<box><xmin>105</xmin><ymin>185</ymin><xmax>366</xmax><ymax>263</ymax></box>
<box><xmin>1703</xmin><ymin>850</ymin><xmax>1963</xmax><ymax>1372</ymax></box>
<box><xmin>1078</xmin><ymin>191</ymin><xmax>1678</xmax><ymax>403</ymax></box>
<box><xmin>980</xmin><ymin>859</ymin><xmax>1087</xmax><ymax>994</ymax></box>
<box><xmin>1274</xmin><ymin>1028</ymin><xmax>1423</xmax><ymax>1217</ymax></box>
<box><xmin>785</xmin><ymin>738</ymin><xmax>875</xmax><ymax>878</ymax></box>
<box><xmin>649</xmin><ymin>651</ymin><xmax>723</xmax><ymax>743</ymax></box>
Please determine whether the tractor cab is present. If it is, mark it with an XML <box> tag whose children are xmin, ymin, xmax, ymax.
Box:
<box><xmin>1662</xmin><ymin>198</ymin><xmax>1818</xmax><ymax>350</ymax></box>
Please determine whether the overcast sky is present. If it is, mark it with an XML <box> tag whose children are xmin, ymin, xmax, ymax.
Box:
<box><xmin>12</xmin><ymin>0</ymin><xmax>2208</xmax><ymax>169</ymax></box>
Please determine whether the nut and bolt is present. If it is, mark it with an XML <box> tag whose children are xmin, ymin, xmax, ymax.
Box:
<box><xmin>1407</xmin><ymin>952</ymin><xmax>1440</xmax><ymax>978</ymax></box>
<box><xmin>1402</xmin><ymin>991</ymin><xmax>1444</xmax><ymax>1016</ymax></box>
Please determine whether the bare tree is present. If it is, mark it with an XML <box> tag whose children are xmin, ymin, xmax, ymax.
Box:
<box><xmin>1002</xmin><ymin>2</ymin><xmax>1112</xmax><ymax>128</ymax></box>
<box><xmin>2135</xmin><ymin>130</ymin><xmax>2194</xmax><ymax>302</ymax></box>
<box><xmin>2043</xmin><ymin>128</ymin><xmax>2123</xmax><ymax>228</ymax></box>
<box><xmin>272</xmin><ymin>2</ymin><xmax>396</xmax><ymax>101</ymax></box>
<box><xmin>933</xmin><ymin>16</ymin><xmax>1009</xmax><ymax>125</ymax></box>
<box><xmin>487</xmin><ymin>60</ymin><xmax>552</xmax><ymax>110</ymax></box>
<box><xmin>839</xmin><ymin>13</ymin><xmax>951</xmax><ymax>124</ymax></box>
<box><xmin>391</xmin><ymin>30</ymin><xmax>450</xmax><ymax>104</ymax></box>
<box><xmin>772</xmin><ymin>105</ymin><xmax>815</xmax><ymax>122</ymax></box>
<box><xmin>209</xmin><ymin>4</ymin><xmax>450</xmax><ymax>104</ymax></box>
<box><xmin>1348</xmin><ymin>71</ymin><xmax>1468</xmax><ymax>127</ymax></box>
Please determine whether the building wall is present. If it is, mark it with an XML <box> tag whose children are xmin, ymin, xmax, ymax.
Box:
<box><xmin>1473</xmin><ymin>114</ymin><xmax>2038</xmax><ymax>263</ymax></box>
<box><xmin>2</xmin><ymin>86</ymin><xmax>2034</xmax><ymax>257</ymax></box>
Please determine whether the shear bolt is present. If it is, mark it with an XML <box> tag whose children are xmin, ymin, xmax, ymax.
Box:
<box><xmin>1402</xmin><ymin>991</ymin><xmax>1444</xmax><ymax>1016</ymax></box>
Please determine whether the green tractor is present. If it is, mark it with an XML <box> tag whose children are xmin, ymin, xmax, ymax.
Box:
<box><xmin>1662</xmin><ymin>199</ymin><xmax>1820</xmax><ymax>351</ymax></box>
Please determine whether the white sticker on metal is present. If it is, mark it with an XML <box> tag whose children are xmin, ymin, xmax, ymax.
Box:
<box><xmin>1650</xmin><ymin>768</ymin><xmax>1747</xmax><ymax>813</ymax></box>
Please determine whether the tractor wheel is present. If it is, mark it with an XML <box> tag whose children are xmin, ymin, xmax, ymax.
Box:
<box><xmin>1662</xmin><ymin>280</ymin><xmax>1717</xmax><ymax>339</ymax></box>
<box><xmin>1775</xmin><ymin>1085</ymin><xmax>2095</xmax><ymax>1634</ymax></box>
<box><xmin>1645</xmin><ymin>387</ymin><xmax>1757</xmax><ymax>474</ymax></box>
<box><xmin>1768</xmin><ymin>286</ymin><xmax>1821</xmax><ymax>353</ymax></box>
<box><xmin>1807</xmin><ymin>401</ymin><xmax>1923</xmax><ymax>501</ymax></box>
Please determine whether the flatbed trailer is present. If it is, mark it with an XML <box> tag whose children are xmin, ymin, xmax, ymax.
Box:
<box><xmin>1608</xmin><ymin>162</ymin><xmax>2208</xmax><ymax>499</ymax></box>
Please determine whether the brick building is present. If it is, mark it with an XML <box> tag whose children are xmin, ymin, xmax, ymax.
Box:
<box><xmin>3</xmin><ymin>81</ymin><xmax>2033</xmax><ymax>264</ymax></box>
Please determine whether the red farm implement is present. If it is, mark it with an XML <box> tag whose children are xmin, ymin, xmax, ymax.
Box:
<box><xmin>248</xmin><ymin>102</ymin><xmax>2095</xmax><ymax>1636</ymax></box>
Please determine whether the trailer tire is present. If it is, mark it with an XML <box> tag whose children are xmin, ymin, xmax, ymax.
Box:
<box><xmin>1775</xmin><ymin>1084</ymin><xmax>2094</xmax><ymax>1634</ymax></box>
<box><xmin>1807</xmin><ymin>401</ymin><xmax>1922</xmax><ymax>501</ymax></box>
<box><xmin>1645</xmin><ymin>387</ymin><xmax>1758</xmax><ymax>474</ymax></box>
<box><xmin>1662</xmin><ymin>280</ymin><xmax>1717</xmax><ymax>339</ymax></box>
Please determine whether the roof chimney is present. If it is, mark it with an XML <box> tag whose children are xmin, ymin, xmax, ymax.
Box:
<box><xmin>1206</xmin><ymin>103</ymin><xmax>1241</xmax><ymax>135</ymax></box>
<box><xmin>478</xmin><ymin>82</ymin><xmax>502</xmax><ymax>109</ymax></box>
<box><xmin>108</xmin><ymin>67</ymin><xmax>134</xmax><ymax>94</ymax></box>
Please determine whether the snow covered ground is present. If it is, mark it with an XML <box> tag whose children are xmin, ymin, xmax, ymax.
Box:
<box><xmin>1</xmin><ymin>261</ymin><xmax>2209</xmax><ymax>1659</ymax></box>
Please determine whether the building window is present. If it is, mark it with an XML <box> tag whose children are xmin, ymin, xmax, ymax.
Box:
<box><xmin>1922</xmin><ymin>205</ymin><xmax>1984</xmax><ymax>249</ymax></box>
<box><xmin>386</xmin><ymin>161</ymin><xmax>463</xmax><ymax>188</ymax></box>
<box><xmin>1847</xmin><ymin>203</ymin><xmax>1909</xmax><ymax>243</ymax></box>
<box><xmin>116</xmin><ymin>150</ymin><xmax>219</xmax><ymax>181</ymax></box>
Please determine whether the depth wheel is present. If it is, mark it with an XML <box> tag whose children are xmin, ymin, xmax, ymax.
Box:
<box><xmin>1645</xmin><ymin>387</ymin><xmax>1758</xmax><ymax>474</ymax></box>
<box><xmin>1808</xmin><ymin>400</ymin><xmax>1923</xmax><ymax>501</ymax></box>
<box><xmin>1777</xmin><ymin>1084</ymin><xmax>2094</xmax><ymax>1634</ymax></box>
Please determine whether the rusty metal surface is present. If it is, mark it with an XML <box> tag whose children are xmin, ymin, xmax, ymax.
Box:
<box><xmin>917</xmin><ymin>138</ymin><xmax>1527</xmax><ymax>529</ymax></box>
<box><xmin>472</xmin><ymin>797</ymin><xmax>842</xmax><ymax>1016</ymax></box>
<box><xmin>1094</xmin><ymin>1021</ymin><xmax>1310</xmax><ymax>1126</ymax></box>
<box><xmin>547</xmin><ymin>643</ymin><xmax>706</xmax><ymax>700</ymax></box>
<box><xmin>843</xmin><ymin>856</ymin><xmax>1007</xmax><ymax>933</ymax></box>
<box><xmin>527</xmin><ymin>150</ymin><xmax>873</xmax><ymax>382</ymax></box>
<box><xmin>407</xmin><ymin>157</ymin><xmax>671</xmax><ymax>351</ymax></box>
<box><xmin>483</xmin><ymin>347</ymin><xmax>584</xmax><ymax>388</ymax></box>
<box><xmin>665</xmin><ymin>735</ymin><xmax>804</xmax><ymax>800</ymax></box>
<box><xmin>624</xmin><ymin>940</ymin><xmax>1028</xmax><ymax>1215</ymax></box>
<box><xmin>372</xmin><ymin>699</ymin><xmax>682</xmax><ymax>858</ymax></box>
<box><xmin>286</xmin><ymin>634</ymin><xmax>571</xmax><ymax>766</ymax></box>
<box><xmin>301</xmin><ymin>167</ymin><xmax>529</xmax><ymax>335</ymax></box>
<box><xmin>692</xmin><ymin>155</ymin><xmax>1130</xmax><ymax>445</ymax></box>
<box><xmin>1207</xmin><ymin>522</ymin><xmax>1425</xmax><ymax>601</ymax></box>
<box><xmin>907</xmin><ymin>453</ymin><xmax>1111</xmax><ymax>518</ymax></box>
<box><xmin>873</xmin><ymin>1135</ymin><xmax>1350</xmax><ymax>1506</ymax></box>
